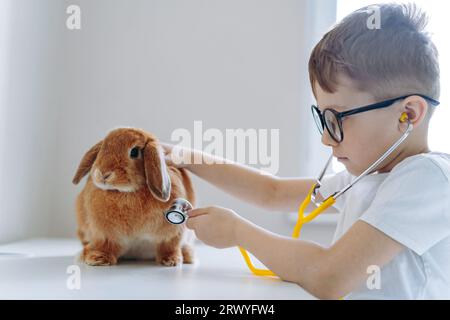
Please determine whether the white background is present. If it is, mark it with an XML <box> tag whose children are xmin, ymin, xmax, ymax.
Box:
<box><xmin>0</xmin><ymin>0</ymin><xmax>335</xmax><ymax>243</ymax></box>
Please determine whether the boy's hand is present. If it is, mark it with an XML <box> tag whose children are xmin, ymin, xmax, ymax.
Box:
<box><xmin>186</xmin><ymin>206</ymin><xmax>246</xmax><ymax>249</ymax></box>
<box><xmin>160</xmin><ymin>142</ymin><xmax>190</xmax><ymax>168</ymax></box>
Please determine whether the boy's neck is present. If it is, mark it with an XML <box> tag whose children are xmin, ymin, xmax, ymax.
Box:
<box><xmin>377</xmin><ymin>144</ymin><xmax>431</xmax><ymax>174</ymax></box>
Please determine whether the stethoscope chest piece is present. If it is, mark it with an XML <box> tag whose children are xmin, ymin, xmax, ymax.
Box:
<box><xmin>165</xmin><ymin>198</ymin><xmax>193</xmax><ymax>225</ymax></box>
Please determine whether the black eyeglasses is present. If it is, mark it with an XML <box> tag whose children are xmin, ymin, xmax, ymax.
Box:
<box><xmin>311</xmin><ymin>94</ymin><xmax>440</xmax><ymax>143</ymax></box>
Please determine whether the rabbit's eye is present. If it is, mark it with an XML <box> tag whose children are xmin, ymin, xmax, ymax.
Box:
<box><xmin>130</xmin><ymin>147</ymin><xmax>141</xmax><ymax>159</ymax></box>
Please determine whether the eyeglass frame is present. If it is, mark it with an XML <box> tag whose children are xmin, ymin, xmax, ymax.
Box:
<box><xmin>311</xmin><ymin>94</ymin><xmax>440</xmax><ymax>143</ymax></box>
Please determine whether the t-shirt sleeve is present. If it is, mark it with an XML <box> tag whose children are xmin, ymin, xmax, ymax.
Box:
<box><xmin>319</xmin><ymin>170</ymin><xmax>354</xmax><ymax>212</ymax></box>
<box><xmin>359</xmin><ymin>157</ymin><xmax>450</xmax><ymax>256</ymax></box>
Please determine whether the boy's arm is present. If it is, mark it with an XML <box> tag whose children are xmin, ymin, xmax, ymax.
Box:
<box><xmin>165</xmin><ymin>144</ymin><xmax>280</xmax><ymax>210</ymax></box>
<box><xmin>236</xmin><ymin>218</ymin><xmax>404</xmax><ymax>299</ymax></box>
<box><xmin>162</xmin><ymin>143</ymin><xmax>336</xmax><ymax>213</ymax></box>
<box><xmin>271</xmin><ymin>178</ymin><xmax>338</xmax><ymax>213</ymax></box>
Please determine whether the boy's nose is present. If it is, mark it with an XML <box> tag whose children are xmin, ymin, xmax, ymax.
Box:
<box><xmin>321</xmin><ymin>129</ymin><xmax>339</xmax><ymax>147</ymax></box>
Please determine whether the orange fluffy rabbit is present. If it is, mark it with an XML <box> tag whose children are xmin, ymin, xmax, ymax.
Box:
<box><xmin>72</xmin><ymin>127</ymin><xmax>196</xmax><ymax>267</ymax></box>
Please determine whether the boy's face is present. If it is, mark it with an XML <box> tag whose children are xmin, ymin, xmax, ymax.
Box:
<box><xmin>314</xmin><ymin>76</ymin><xmax>403</xmax><ymax>176</ymax></box>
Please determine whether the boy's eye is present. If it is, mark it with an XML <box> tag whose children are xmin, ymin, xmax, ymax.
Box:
<box><xmin>130</xmin><ymin>147</ymin><xmax>141</xmax><ymax>159</ymax></box>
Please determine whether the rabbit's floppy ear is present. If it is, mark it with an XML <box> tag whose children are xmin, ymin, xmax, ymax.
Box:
<box><xmin>143</xmin><ymin>142</ymin><xmax>171</xmax><ymax>202</ymax></box>
<box><xmin>72</xmin><ymin>140</ymin><xmax>103</xmax><ymax>185</ymax></box>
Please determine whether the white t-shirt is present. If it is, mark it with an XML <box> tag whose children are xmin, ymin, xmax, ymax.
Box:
<box><xmin>319</xmin><ymin>152</ymin><xmax>450</xmax><ymax>300</ymax></box>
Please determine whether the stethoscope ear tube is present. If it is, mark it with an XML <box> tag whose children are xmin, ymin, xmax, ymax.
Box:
<box><xmin>333</xmin><ymin>121</ymin><xmax>413</xmax><ymax>200</ymax></box>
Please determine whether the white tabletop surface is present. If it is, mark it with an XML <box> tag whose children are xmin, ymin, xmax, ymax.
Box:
<box><xmin>0</xmin><ymin>238</ymin><xmax>316</xmax><ymax>300</ymax></box>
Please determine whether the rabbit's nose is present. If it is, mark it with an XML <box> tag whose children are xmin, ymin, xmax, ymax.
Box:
<box><xmin>102</xmin><ymin>172</ymin><xmax>112</xmax><ymax>180</ymax></box>
<box><xmin>94</xmin><ymin>168</ymin><xmax>113</xmax><ymax>182</ymax></box>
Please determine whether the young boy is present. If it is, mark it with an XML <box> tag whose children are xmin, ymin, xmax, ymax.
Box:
<box><xmin>163</xmin><ymin>3</ymin><xmax>450</xmax><ymax>299</ymax></box>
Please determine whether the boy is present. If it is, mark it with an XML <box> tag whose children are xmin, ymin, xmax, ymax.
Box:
<box><xmin>163</xmin><ymin>3</ymin><xmax>450</xmax><ymax>299</ymax></box>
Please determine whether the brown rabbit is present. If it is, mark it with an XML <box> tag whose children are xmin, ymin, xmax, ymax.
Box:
<box><xmin>72</xmin><ymin>127</ymin><xmax>196</xmax><ymax>267</ymax></box>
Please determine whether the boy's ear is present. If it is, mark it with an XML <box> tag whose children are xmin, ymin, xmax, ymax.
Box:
<box><xmin>402</xmin><ymin>95</ymin><xmax>428</xmax><ymax>125</ymax></box>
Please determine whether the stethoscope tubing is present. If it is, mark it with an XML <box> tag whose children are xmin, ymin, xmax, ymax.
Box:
<box><xmin>323</xmin><ymin>121</ymin><xmax>413</xmax><ymax>201</ymax></box>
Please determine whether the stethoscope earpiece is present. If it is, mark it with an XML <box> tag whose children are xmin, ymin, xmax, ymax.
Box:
<box><xmin>399</xmin><ymin>112</ymin><xmax>409</xmax><ymax>123</ymax></box>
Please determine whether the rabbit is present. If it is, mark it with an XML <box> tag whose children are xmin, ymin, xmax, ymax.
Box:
<box><xmin>72</xmin><ymin>127</ymin><xmax>196</xmax><ymax>267</ymax></box>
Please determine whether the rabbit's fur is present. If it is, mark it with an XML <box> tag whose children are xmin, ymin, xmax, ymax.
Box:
<box><xmin>72</xmin><ymin>127</ymin><xmax>196</xmax><ymax>266</ymax></box>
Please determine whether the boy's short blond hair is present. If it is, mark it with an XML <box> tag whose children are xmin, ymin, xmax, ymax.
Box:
<box><xmin>309</xmin><ymin>3</ymin><xmax>440</xmax><ymax>116</ymax></box>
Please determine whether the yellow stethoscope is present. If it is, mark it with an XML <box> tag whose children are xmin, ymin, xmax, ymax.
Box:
<box><xmin>239</xmin><ymin>113</ymin><xmax>413</xmax><ymax>277</ymax></box>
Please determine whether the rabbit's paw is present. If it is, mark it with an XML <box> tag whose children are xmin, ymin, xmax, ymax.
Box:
<box><xmin>157</xmin><ymin>252</ymin><xmax>182</xmax><ymax>267</ymax></box>
<box><xmin>181</xmin><ymin>245</ymin><xmax>195</xmax><ymax>264</ymax></box>
<box><xmin>83</xmin><ymin>249</ymin><xmax>118</xmax><ymax>266</ymax></box>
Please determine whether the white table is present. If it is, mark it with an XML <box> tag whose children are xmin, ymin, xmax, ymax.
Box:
<box><xmin>0</xmin><ymin>238</ymin><xmax>315</xmax><ymax>300</ymax></box>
